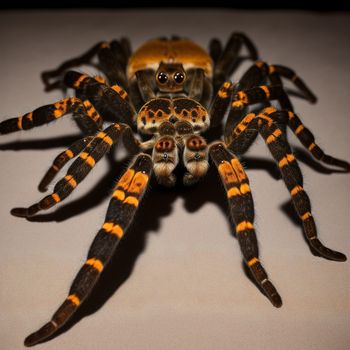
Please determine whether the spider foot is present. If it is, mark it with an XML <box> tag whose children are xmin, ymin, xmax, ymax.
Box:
<box><xmin>322</xmin><ymin>155</ymin><xmax>350</xmax><ymax>172</ymax></box>
<box><xmin>310</xmin><ymin>238</ymin><xmax>347</xmax><ymax>262</ymax></box>
<box><xmin>24</xmin><ymin>321</ymin><xmax>57</xmax><ymax>347</ymax></box>
<box><xmin>11</xmin><ymin>205</ymin><xmax>39</xmax><ymax>218</ymax></box>
<box><xmin>262</xmin><ymin>279</ymin><xmax>282</xmax><ymax>308</ymax></box>
<box><xmin>249</xmin><ymin>261</ymin><xmax>283</xmax><ymax>308</ymax></box>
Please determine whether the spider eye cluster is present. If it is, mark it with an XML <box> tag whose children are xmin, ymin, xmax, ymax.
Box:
<box><xmin>155</xmin><ymin>62</ymin><xmax>187</xmax><ymax>92</ymax></box>
<box><xmin>157</xmin><ymin>71</ymin><xmax>186</xmax><ymax>85</ymax></box>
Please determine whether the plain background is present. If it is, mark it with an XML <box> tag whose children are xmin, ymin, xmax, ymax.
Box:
<box><xmin>0</xmin><ymin>9</ymin><xmax>349</xmax><ymax>350</ymax></box>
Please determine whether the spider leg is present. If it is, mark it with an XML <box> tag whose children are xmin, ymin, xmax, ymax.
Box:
<box><xmin>234</xmin><ymin>85</ymin><xmax>294</xmax><ymax>107</ymax></box>
<box><xmin>258</xmin><ymin>107</ymin><xmax>347</xmax><ymax>261</ymax></box>
<box><xmin>185</xmin><ymin>68</ymin><xmax>213</xmax><ymax>109</ymax></box>
<box><xmin>0</xmin><ymin>96</ymin><xmax>103</xmax><ymax>135</ymax></box>
<box><xmin>97</xmin><ymin>41</ymin><xmax>129</xmax><ymax>88</ymax></box>
<box><xmin>214</xmin><ymin>32</ymin><xmax>259</xmax><ymax>92</ymax></box>
<box><xmin>287</xmin><ymin>110</ymin><xmax>350</xmax><ymax>170</ymax></box>
<box><xmin>270</xmin><ymin>64</ymin><xmax>317</xmax><ymax>103</ymax></box>
<box><xmin>134</xmin><ymin>70</ymin><xmax>156</xmax><ymax>102</ymax></box>
<box><xmin>223</xmin><ymin>82</ymin><xmax>309</xmax><ymax>144</ymax></box>
<box><xmin>64</xmin><ymin>71</ymin><xmax>134</xmax><ymax>125</ymax></box>
<box><xmin>38</xmin><ymin>122</ymin><xmax>142</xmax><ymax>192</ymax></box>
<box><xmin>251</xmin><ymin>61</ymin><xmax>317</xmax><ymax>110</ymax></box>
<box><xmin>225</xmin><ymin>112</ymin><xmax>259</xmax><ymax>155</ymax></box>
<box><xmin>210</xmin><ymin>81</ymin><xmax>287</xmax><ymax>135</ymax></box>
<box><xmin>234</xmin><ymin>60</ymin><xmax>268</xmax><ymax>90</ymax></box>
<box><xmin>41</xmin><ymin>41</ymin><xmax>106</xmax><ymax>90</ymax></box>
<box><xmin>188</xmin><ymin>68</ymin><xmax>204</xmax><ymax>101</ymax></box>
<box><xmin>209</xmin><ymin>58</ymin><xmax>271</xmax><ymax>127</ymax></box>
<box><xmin>24</xmin><ymin>153</ymin><xmax>153</xmax><ymax>347</ymax></box>
<box><xmin>41</xmin><ymin>39</ymin><xmax>130</xmax><ymax>91</ymax></box>
<box><xmin>38</xmin><ymin>136</ymin><xmax>94</xmax><ymax>192</ymax></box>
<box><xmin>209</xmin><ymin>38</ymin><xmax>223</xmax><ymax>65</ymax></box>
<box><xmin>209</xmin><ymin>142</ymin><xmax>282</xmax><ymax>307</ymax></box>
<box><xmin>11</xmin><ymin>123</ymin><xmax>124</xmax><ymax>217</ymax></box>
<box><xmin>210</xmin><ymin>77</ymin><xmax>289</xmax><ymax>128</ymax></box>
<box><xmin>209</xmin><ymin>81</ymin><xmax>234</xmax><ymax>127</ymax></box>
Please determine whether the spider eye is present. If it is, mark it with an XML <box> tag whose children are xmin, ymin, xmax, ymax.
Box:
<box><xmin>157</xmin><ymin>72</ymin><xmax>168</xmax><ymax>84</ymax></box>
<box><xmin>174</xmin><ymin>72</ymin><xmax>185</xmax><ymax>84</ymax></box>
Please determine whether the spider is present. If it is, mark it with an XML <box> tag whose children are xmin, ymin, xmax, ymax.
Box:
<box><xmin>1</xmin><ymin>33</ymin><xmax>349</xmax><ymax>347</ymax></box>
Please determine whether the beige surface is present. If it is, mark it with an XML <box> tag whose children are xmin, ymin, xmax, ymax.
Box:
<box><xmin>0</xmin><ymin>9</ymin><xmax>349</xmax><ymax>350</ymax></box>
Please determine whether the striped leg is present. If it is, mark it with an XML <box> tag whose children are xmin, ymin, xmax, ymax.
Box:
<box><xmin>214</xmin><ymin>32</ymin><xmax>259</xmax><ymax>92</ymax></box>
<box><xmin>225</xmin><ymin>112</ymin><xmax>259</xmax><ymax>155</ymax></box>
<box><xmin>41</xmin><ymin>39</ymin><xmax>130</xmax><ymax>91</ymax></box>
<box><xmin>134</xmin><ymin>70</ymin><xmax>156</xmax><ymax>102</ymax></box>
<box><xmin>255</xmin><ymin>61</ymin><xmax>317</xmax><ymax>109</ymax></box>
<box><xmin>235</xmin><ymin>60</ymin><xmax>268</xmax><ymax>90</ymax></box>
<box><xmin>64</xmin><ymin>71</ymin><xmax>134</xmax><ymax>126</ymax></box>
<box><xmin>42</xmin><ymin>42</ymin><xmax>108</xmax><ymax>90</ymax></box>
<box><xmin>233</xmin><ymin>85</ymin><xmax>293</xmax><ymax>107</ymax></box>
<box><xmin>0</xmin><ymin>97</ymin><xmax>103</xmax><ymax>135</ymax></box>
<box><xmin>209</xmin><ymin>81</ymin><xmax>234</xmax><ymax>127</ymax></box>
<box><xmin>223</xmin><ymin>85</ymin><xmax>286</xmax><ymax>146</ymax></box>
<box><xmin>97</xmin><ymin>41</ymin><xmax>128</xmax><ymax>88</ymax></box>
<box><xmin>287</xmin><ymin>110</ymin><xmax>350</xmax><ymax>171</ymax></box>
<box><xmin>209</xmin><ymin>38</ymin><xmax>223</xmax><ymax>65</ymax></box>
<box><xmin>258</xmin><ymin>108</ymin><xmax>347</xmax><ymax>261</ymax></box>
<box><xmin>224</xmin><ymin>99</ymin><xmax>249</xmax><ymax>145</ymax></box>
<box><xmin>209</xmin><ymin>142</ymin><xmax>282</xmax><ymax>307</ymax></box>
<box><xmin>11</xmin><ymin>124</ymin><xmax>123</xmax><ymax>217</ymax></box>
<box><xmin>38</xmin><ymin>136</ymin><xmax>94</xmax><ymax>192</ymax></box>
<box><xmin>24</xmin><ymin>154</ymin><xmax>153</xmax><ymax>347</ymax></box>
<box><xmin>188</xmin><ymin>68</ymin><xmax>205</xmax><ymax>101</ymax></box>
<box><xmin>270</xmin><ymin>64</ymin><xmax>317</xmax><ymax>103</ymax></box>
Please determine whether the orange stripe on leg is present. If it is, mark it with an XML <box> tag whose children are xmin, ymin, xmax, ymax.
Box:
<box><xmin>85</xmin><ymin>258</ymin><xmax>104</xmax><ymax>272</ymax></box>
<box><xmin>247</xmin><ymin>257</ymin><xmax>259</xmax><ymax>267</ymax></box>
<box><xmin>290</xmin><ymin>185</ymin><xmax>303</xmax><ymax>196</ymax></box>
<box><xmin>52</xmin><ymin>193</ymin><xmax>61</xmax><ymax>203</ymax></box>
<box><xmin>295</xmin><ymin>125</ymin><xmax>304</xmax><ymax>135</ymax></box>
<box><xmin>17</xmin><ymin>116</ymin><xmax>23</xmax><ymax>130</ymax></box>
<box><xmin>67</xmin><ymin>294</ymin><xmax>81</xmax><ymax>306</ymax></box>
<box><xmin>308</xmin><ymin>143</ymin><xmax>316</xmax><ymax>151</ymax></box>
<box><xmin>278</xmin><ymin>153</ymin><xmax>295</xmax><ymax>168</ymax></box>
<box><xmin>236</xmin><ymin>221</ymin><xmax>254</xmax><ymax>233</ymax></box>
<box><xmin>80</xmin><ymin>152</ymin><xmax>96</xmax><ymax>167</ymax></box>
<box><xmin>64</xmin><ymin>175</ymin><xmax>77</xmax><ymax>188</ymax></box>
<box><xmin>102</xmin><ymin>222</ymin><xmax>124</xmax><ymax>238</ymax></box>
<box><xmin>301</xmin><ymin>212</ymin><xmax>312</xmax><ymax>221</ymax></box>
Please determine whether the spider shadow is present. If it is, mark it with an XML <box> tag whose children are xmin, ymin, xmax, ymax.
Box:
<box><xmin>15</xmin><ymin>137</ymin><xmax>349</xmax><ymax>344</ymax></box>
<box><xmin>0</xmin><ymin>134</ymin><xmax>81</xmax><ymax>151</ymax></box>
<box><xmin>38</xmin><ymin>151</ymin><xmax>284</xmax><ymax>344</ymax></box>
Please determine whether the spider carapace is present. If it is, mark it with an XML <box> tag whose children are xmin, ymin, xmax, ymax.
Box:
<box><xmin>0</xmin><ymin>34</ymin><xmax>349</xmax><ymax>347</ymax></box>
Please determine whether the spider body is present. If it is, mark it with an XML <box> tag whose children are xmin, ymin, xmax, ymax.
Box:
<box><xmin>0</xmin><ymin>33</ymin><xmax>349</xmax><ymax>347</ymax></box>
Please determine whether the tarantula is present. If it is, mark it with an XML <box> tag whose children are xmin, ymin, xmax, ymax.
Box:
<box><xmin>1</xmin><ymin>33</ymin><xmax>348</xmax><ymax>347</ymax></box>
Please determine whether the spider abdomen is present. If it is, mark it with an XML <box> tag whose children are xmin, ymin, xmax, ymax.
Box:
<box><xmin>127</xmin><ymin>38</ymin><xmax>213</xmax><ymax>80</ymax></box>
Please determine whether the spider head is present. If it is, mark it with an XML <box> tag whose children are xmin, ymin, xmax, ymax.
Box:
<box><xmin>155</xmin><ymin>62</ymin><xmax>186</xmax><ymax>93</ymax></box>
<box><xmin>137</xmin><ymin>97</ymin><xmax>210</xmax><ymax>135</ymax></box>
